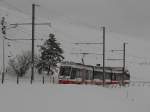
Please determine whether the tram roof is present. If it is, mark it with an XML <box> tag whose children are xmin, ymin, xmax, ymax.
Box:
<box><xmin>60</xmin><ymin>61</ymin><xmax>129</xmax><ymax>74</ymax></box>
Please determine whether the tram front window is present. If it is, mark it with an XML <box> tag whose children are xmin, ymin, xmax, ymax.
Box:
<box><xmin>60</xmin><ymin>66</ymin><xmax>71</xmax><ymax>78</ymax></box>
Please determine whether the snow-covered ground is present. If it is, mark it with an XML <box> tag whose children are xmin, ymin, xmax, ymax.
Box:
<box><xmin>0</xmin><ymin>1</ymin><xmax>150</xmax><ymax>112</ymax></box>
<box><xmin>0</xmin><ymin>84</ymin><xmax>149</xmax><ymax>112</ymax></box>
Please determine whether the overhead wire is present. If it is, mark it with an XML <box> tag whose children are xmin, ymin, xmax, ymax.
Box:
<box><xmin>2</xmin><ymin>1</ymin><xmax>137</xmax><ymax>67</ymax></box>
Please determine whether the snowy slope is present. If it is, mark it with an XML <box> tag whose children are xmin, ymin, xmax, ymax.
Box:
<box><xmin>0</xmin><ymin>5</ymin><xmax>150</xmax><ymax>81</ymax></box>
<box><xmin>0</xmin><ymin>84</ymin><xmax>150</xmax><ymax>112</ymax></box>
<box><xmin>0</xmin><ymin>4</ymin><xmax>150</xmax><ymax>112</ymax></box>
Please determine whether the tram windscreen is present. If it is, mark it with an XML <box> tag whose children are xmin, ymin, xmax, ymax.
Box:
<box><xmin>60</xmin><ymin>66</ymin><xmax>84</xmax><ymax>79</ymax></box>
<box><xmin>59</xmin><ymin>66</ymin><xmax>93</xmax><ymax>80</ymax></box>
<box><xmin>59</xmin><ymin>66</ymin><xmax>71</xmax><ymax>77</ymax></box>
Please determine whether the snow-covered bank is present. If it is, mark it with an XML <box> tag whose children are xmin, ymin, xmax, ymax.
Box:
<box><xmin>0</xmin><ymin>84</ymin><xmax>150</xmax><ymax>112</ymax></box>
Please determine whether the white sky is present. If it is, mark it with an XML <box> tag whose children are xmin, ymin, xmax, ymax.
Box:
<box><xmin>1</xmin><ymin>0</ymin><xmax>150</xmax><ymax>39</ymax></box>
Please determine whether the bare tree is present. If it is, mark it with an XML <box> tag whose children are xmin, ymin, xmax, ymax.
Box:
<box><xmin>8</xmin><ymin>51</ymin><xmax>32</xmax><ymax>77</ymax></box>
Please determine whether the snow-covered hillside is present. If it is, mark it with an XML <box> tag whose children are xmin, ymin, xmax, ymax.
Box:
<box><xmin>0</xmin><ymin>2</ymin><xmax>150</xmax><ymax>112</ymax></box>
<box><xmin>0</xmin><ymin>5</ymin><xmax>150</xmax><ymax>81</ymax></box>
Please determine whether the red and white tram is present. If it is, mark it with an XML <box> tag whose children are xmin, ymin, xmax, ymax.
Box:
<box><xmin>58</xmin><ymin>61</ymin><xmax>130</xmax><ymax>85</ymax></box>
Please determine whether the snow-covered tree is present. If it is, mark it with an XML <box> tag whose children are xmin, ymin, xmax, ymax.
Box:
<box><xmin>36</xmin><ymin>33</ymin><xmax>64</xmax><ymax>75</ymax></box>
<box><xmin>8</xmin><ymin>51</ymin><xmax>32</xmax><ymax>77</ymax></box>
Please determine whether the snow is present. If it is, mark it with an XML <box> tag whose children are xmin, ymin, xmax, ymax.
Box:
<box><xmin>0</xmin><ymin>84</ymin><xmax>149</xmax><ymax>112</ymax></box>
<box><xmin>0</xmin><ymin>3</ymin><xmax>150</xmax><ymax>112</ymax></box>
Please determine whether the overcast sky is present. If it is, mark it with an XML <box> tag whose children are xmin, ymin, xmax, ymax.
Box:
<box><xmin>1</xmin><ymin>0</ymin><xmax>150</xmax><ymax>39</ymax></box>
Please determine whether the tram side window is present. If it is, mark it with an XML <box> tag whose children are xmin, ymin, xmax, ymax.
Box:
<box><xmin>76</xmin><ymin>69</ymin><xmax>82</xmax><ymax>78</ymax></box>
<box><xmin>112</xmin><ymin>74</ymin><xmax>117</xmax><ymax>80</ymax></box>
<box><xmin>116</xmin><ymin>75</ymin><xmax>121</xmax><ymax>80</ymax></box>
<box><xmin>70</xmin><ymin>68</ymin><xmax>76</xmax><ymax>79</ymax></box>
<box><xmin>85</xmin><ymin>70</ymin><xmax>93</xmax><ymax>80</ymax></box>
<box><xmin>93</xmin><ymin>71</ymin><xmax>103</xmax><ymax>80</ymax></box>
<box><xmin>93</xmin><ymin>71</ymin><xmax>100</xmax><ymax>79</ymax></box>
<box><xmin>89</xmin><ymin>70</ymin><xmax>93</xmax><ymax>80</ymax></box>
<box><xmin>99</xmin><ymin>74</ymin><xmax>103</xmax><ymax>80</ymax></box>
<box><xmin>105</xmin><ymin>73</ymin><xmax>111</xmax><ymax>79</ymax></box>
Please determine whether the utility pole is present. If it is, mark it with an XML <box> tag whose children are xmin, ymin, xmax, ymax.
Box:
<box><xmin>31</xmin><ymin>3</ymin><xmax>40</xmax><ymax>84</ymax></box>
<box><xmin>2</xmin><ymin>37</ymin><xmax>5</xmax><ymax>84</ymax></box>
<box><xmin>122</xmin><ymin>42</ymin><xmax>126</xmax><ymax>86</ymax></box>
<box><xmin>102</xmin><ymin>26</ymin><xmax>105</xmax><ymax>86</ymax></box>
<box><xmin>31</xmin><ymin>3</ymin><xmax>35</xmax><ymax>84</ymax></box>
<box><xmin>123</xmin><ymin>43</ymin><xmax>126</xmax><ymax>72</ymax></box>
<box><xmin>108</xmin><ymin>42</ymin><xmax>127</xmax><ymax>86</ymax></box>
<box><xmin>73</xmin><ymin>26</ymin><xmax>105</xmax><ymax>86</ymax></box>
<box><xmin>1</xmin><ymin>17</ymin><xmax>6</xmax><ymax>84</ymax></box>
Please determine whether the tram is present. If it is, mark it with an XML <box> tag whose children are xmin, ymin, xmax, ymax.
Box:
<box><xmin>58</xmin><ymin>61</ymin><xmax>130</xmax><ymax>85</ymax></box>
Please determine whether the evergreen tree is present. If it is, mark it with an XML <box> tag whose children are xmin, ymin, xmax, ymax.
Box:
<box><xmin>36</xmin><ymin>33</ymin><xmax>64</xmax><ymax>75</ymax></box>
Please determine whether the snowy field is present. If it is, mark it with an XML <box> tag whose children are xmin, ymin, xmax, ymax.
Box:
<box><xmin>0</xmin><ymin>83</ymin><xmax>150</xmax><ymax>112</ymax></box>
<box><xmin>0</xmin><ymin>1</ymin><xmax>150</xmax><ymax>112</ymax></box>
